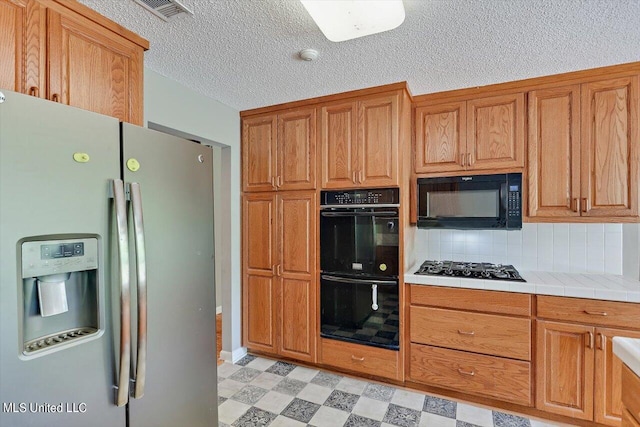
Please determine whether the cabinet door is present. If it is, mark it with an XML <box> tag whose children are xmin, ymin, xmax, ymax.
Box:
<box><xmin>243</xmin><ymin>115</ymin><xmax>277</xmax><ymax>192</ymax></box>
<box><xmin>320</xmin><ymin>101</ymin><xmax>357</xmax><ymax>188</ymax></box>
<box><xmin>414</xmin><ymin>101</ymin><xmax>466</xmax><ymax>173</ymax></box>
<box><xmin>242</xmin><ymin>194</ymin><xmax>277</xmax><ymax>353</ymax></box>
<box><xmin>528</xmin><ymin>86</ymin><xmax>581</xmax><ymax>217</ymax></box>
<box><xmin>0</xmin><ymin>0</ymin><xmax>44</xmax><ymax>95</ymax></box>
<box><xmin>536</xmin><ymin>320</ymin><xmax>595</xmax><ymax>420</ymax></box>
<box><xmin>47</xmin><ymin>8</ymin><xmax>144</xmax><ymax>124</ymax></box>
<box><xmin>358</xmin><ymin>93</ymin><xmax>399</xmax><ymax>186</ymax></box>
<box><xmin>277</xmin><ymin>191</ymin><xmax>317</xmax><ymax>362</ymax></box>
<box><xmin>594</xmin><ymin>328</ymin><xmax>640</xmax><ymax>426</ymax></box>
<box><xmin>581</xmin><ymin>76</ymin><xmax>639</xmax><ymax>217</ymax></box>
<box><xmin>467</xmin><ymin>93</ymin><xmax>525</xmax><ymax>170</ymax></box>
<box><xmin>277</xmin><ymin>108</ymin><xmax>316</xmax><ymax>190</ymax></box>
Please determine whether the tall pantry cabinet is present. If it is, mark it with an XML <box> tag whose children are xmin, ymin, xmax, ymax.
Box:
<box><xmin>242</xmin><ymin>107</ymin><xmax>318</xmax><ymax>362</ymax></box>
<box><xmin>0</xmin><ymin>0</ymin><xmax>148</xmax><ymax>125</ymax></box>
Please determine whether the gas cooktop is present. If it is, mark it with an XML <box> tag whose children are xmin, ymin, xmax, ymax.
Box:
<box><xmin>416</xmin><ymin>260</ymin><xmax>526</xmax><ymax>282</ymax></box>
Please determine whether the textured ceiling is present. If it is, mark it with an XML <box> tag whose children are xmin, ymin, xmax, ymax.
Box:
<box><xmin>78</xmin><ymin>0</ymin><xmax>640</xmax><ymax>111</ymax></box>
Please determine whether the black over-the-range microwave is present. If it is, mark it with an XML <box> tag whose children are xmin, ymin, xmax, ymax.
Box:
<box><xmin>417</xmin><ymin>173</ymin><xmax>522</xmax><ymax>229</ymax></box>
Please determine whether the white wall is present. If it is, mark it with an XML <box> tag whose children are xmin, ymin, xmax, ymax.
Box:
<box><xmin>413</xmin><ymin>223</ymin><xmax>640</xmax><ymax>277</ymax></box>
<box><xmin>143</xmin><ymin>68</ymin><xmax>243</xmax><ymax>359</ymax></box>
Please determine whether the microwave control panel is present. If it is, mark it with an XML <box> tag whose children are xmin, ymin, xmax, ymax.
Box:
<box><xmin>506</xmin><ymin>173</ymin><xmax>522</xmax><ymax>226</ymax></box>
<box><xmin>321</xmin><ymin>188</ymin><xmax>399</xmax><ymax>206</ymax></box>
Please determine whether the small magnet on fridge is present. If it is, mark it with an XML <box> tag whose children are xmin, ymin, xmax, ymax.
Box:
<box><xmin>127</xmin><ymin>158</ymin><xmax>140</xmax><ymax>172</ymax></box>
<box><xmin>73</xmin><ymin>152</ymin><xmax>90</xmax><ymax>163</ymax></box>
<box><xmin>379</xmin><ymin>263</ymin><xmax>387</xmax><ymax>271</ymax></box>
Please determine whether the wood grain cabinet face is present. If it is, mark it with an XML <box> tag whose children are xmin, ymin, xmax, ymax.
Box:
<box><xmin>243</xmin><ymin>108</ymin><xmax>316</xmax><ymax>192</ymax></box>
<box><xmin>242</xmin><ymin>115</ymin><xmax>277</xmax><ymax>192</ymax></box>
<box><xmin>595</xmin><ymin>329</ymin><xmax>640</xmax><ymax>426</ymax></box>
<box><xmin>0</xmin><ymin>0</ymin><xmax>44</xmax><ymax>95</ymax></box>
<box><xmin>414</xmin><ymin>102</ymin><xmax>466</xmax><ymax>173</ymax></box>
<box><xmin>0</xmin><ymin>0</ymin><xmax>145</xmax><ymax>124</ymax></box>
<box><xmin>242</xmin><ymin>194</ymin><xmax>277</xmax><ymax>353</ymax></box>
<box><xmin>277</xmin><ymin>192</ymin><xmax>317</xmax><ymax>362</ymax></box>
<box><xmin>581</xmin><ymin>76</ymin><xmax>639</xmax><ymax>218</ymax></box>
<box><xmin>528</xmin><ymin>77</ymin><xmax>639</xmax><ymax>220</ymax></box>
<box><xmin>320</xmin><ymin>93</ymin><xmax>400</xmax><ymax>188</ymax></box>
<box><xmin>277</xmin><ymin>108</ymin><xmax>316</xmax><ymax>191</ymax></box>
<box><xmin>466</xmin><ymin>93</ymin><xmax>525</xmax><ymax>170</ymax></box>
<box><xmin>528</xmin><ymin>86</ymin><xmax>582</xmax><ymax>217</ymax></box>
<box><xmin>414</xmin><ymin>93</ymin><xmax>524</xmax><ymax>174</ymax></box>
<box><xmin>242</xmin><ymin>191</ymin><xmax>317</xmax><ymax>362</ymax></box>
<box><xmin>47</xmin><ymin>8</ymin><xmax>144</xmax><ymax>124</ymax></box>
<box><xmin>536</xmin><ymin>320</ymin><xmax>595</xmax><ymax>421</ymax></box>
<box><xmin>622</xmin><ymin>364</ymin><xmax>640</xmax><ymax>425</ymax></box>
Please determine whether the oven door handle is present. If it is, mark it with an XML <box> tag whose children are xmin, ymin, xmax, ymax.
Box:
<box><xmin>321</xmin><ymin>274</ymin><xmax>397</xmax><ymax>286</ymax></box>
<box><xmin>320</xmin><ymin>211</ymin><xmax>398</xmax><ymax>218</ymax></box>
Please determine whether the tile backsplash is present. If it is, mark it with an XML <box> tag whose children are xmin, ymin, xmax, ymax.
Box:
<box><xmin>413</xmin><ymin>223</ymin><xmax>638</xmax><ymax>275</ymax></box>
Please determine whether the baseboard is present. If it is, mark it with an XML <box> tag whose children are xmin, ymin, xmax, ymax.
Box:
<box><xmin>220</xmin><ymin>347</ymin><xmax>247</xmax><ymax>364</ymax></box>
<box><xmin>216</xmin><ymin>305</ymin><xmax>222</xmax><ymax>314</ymax></box>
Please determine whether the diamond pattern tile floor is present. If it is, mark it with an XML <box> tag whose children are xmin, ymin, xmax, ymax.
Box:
<box><xmin>218</xmin><ymin>355</ymin><xmax>569</xmax><ymax>427</ymax></box>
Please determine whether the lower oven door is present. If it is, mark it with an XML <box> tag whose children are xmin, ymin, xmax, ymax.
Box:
<box><xmin>320</xmin><ymin>274</ymin><xmax>399</xmax><ymax>350</ymax></box>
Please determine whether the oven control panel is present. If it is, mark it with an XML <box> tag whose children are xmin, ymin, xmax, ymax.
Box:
<box><xmin>321</xmin><ymin>188</ymin><xmax>399</xmax><ymax>206</ymax></box>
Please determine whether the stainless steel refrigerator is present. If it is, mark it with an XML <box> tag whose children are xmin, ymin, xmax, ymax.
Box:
<box><xmin>0</xmin><ymin>90</ymin><xmax>218</xmax><ymax>427</ymax></box>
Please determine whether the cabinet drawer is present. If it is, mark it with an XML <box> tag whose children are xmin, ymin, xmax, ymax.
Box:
<box><xmin>537</xmin><ymin>296</ymin><xmax>640</xmax><ymax>329</ymax></box>
<box><xmin>409</xmin><ymin>344</ymin><xmax>532</xmax><ymax>406</ymax></box>
<box><xmin>410</xmin><ymin>285</ymin><xmax>532</xmax><ymax>316</ymax></box>
<box><xmin>410</xmin><ymin>306</ymin><xmax>531</xmax><ymax>360</ymax></box>
<box><xmin>320</xmin><ymin>338</ymin><xmax>399</xmax><ymax>381</ymax></box>
<box><xmin>623</xmin><ymin>364</ymin><xmax>640</xmax><ymax>423</ymax></box>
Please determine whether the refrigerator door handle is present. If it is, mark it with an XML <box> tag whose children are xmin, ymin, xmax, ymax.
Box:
<box><xmin>130</xmin><ymin>182</ymin><xmax>147</xmax><ymax>399</ymax></box>
<box><xmin>112</xmin><ymin>179</ymin><xmax>131</xmax><ymax>407</ymax></box>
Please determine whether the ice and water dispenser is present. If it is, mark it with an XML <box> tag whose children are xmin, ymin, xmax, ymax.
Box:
<box><xmin>21</xmin><ymin>237</ymin><xmax>100</xmax><ymax>355</ymax></box>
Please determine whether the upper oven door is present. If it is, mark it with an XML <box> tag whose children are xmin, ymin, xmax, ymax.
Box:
<box><xmin>417</xmin><ymin>173</ymin><xmax>515</xmax><ymax>229</ymax></box>
<box><xmin>320</xmin><ymin>207</ymin><xmax>399</xmax><ymax>277</ymax></box>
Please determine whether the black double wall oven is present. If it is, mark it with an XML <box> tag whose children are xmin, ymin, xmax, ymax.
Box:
<box><xmin>320</xmin><ymin>188</ymin><xmax>400</xmax><ymax>351</ymax></box>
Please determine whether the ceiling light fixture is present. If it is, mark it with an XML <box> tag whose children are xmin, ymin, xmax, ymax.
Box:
<box><xmin>300</xmin><ymin>0</ymin><xmax>405</xmax><ymax>42</ymax></box>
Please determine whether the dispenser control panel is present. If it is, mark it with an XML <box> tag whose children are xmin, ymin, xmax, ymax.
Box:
<box><xmin>22</xmin><ymin>238</ymin><xmax>98</xmax><ymax>278</ymax></box>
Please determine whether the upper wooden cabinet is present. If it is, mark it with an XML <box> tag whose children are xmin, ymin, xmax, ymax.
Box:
<box><xmin>528</xmin><ymin>76</ymin><xmax>639</xmax><ymax>220</ymax></box>
<box><xmin>415</xmin><ymin>93</ymin><xmax>525</xmax><ymax>173</ymax></box>
<box><xmin>0</xmin><ymin>0</ymin><xmax>148</xmax><ymax>125</ymax></box>
<box><xmin>242</xmin><ymin>108</ymin><xmax>316</xmax><ymax>192</ymax></box>
<box><xmin>321</xmin><ymin>91</ymin><xmax>402</xmax><ymax>188</ymax></box>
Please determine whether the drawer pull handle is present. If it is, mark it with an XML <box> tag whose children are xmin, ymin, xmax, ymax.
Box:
<box><xmin>351</xmin><ymin>355</ymin><xmax>365</xmax><ymax>362</ymax></box>
<box><xmin>457</xmin><ymin>368</ymin><xmax>475</xmax><ymax>376</ymax></box>
<box><xmin>584</xmin><ymin>310</ymin><xmax>608</xmax><ymax>316</ymax></box>
<box><xmin>458</xmin><ymin>330</ymin><xmax>475</xmax><ymax>336</ymax></box>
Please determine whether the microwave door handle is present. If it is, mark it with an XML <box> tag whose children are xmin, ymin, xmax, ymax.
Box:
<box><xmin>320</xmin><ymin>274</ymin><xmax>397</xmax><ymax>286</ymax></box>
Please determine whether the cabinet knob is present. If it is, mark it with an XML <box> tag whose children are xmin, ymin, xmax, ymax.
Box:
<box><xmin>29</xmin><ymin>86</ymin><xmax>39</xmax><ymax>97</ymax></box>
<box><xmin>51</xmin><ymin>93</ymin><xmax>60</xmax><ymax>103</ymax></box>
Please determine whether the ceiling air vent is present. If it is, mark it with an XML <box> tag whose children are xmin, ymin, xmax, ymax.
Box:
<box><xmin>133</xmin><ymin>0</ymin><xmax>193</xmax><ymax>21</ymax></box>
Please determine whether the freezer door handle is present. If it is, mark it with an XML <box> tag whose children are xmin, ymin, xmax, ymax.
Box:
<box><xmin>130</xmin><ymin>182</ymin><xmax>147</xmax><ymax>399</ymax></box>
<box><xmin>112</xmin><ymin>179</ymin><xmax>131</xmax><ymax>407</ymax></box>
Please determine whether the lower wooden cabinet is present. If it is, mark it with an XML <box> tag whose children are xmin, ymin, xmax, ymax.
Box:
<box><xmin>242</xmin><ymin>191</ymin><xmax>317</xmax><ymax>363</ymax></box>
<box><xmin>407</xmin><ymin>286</ymin><xmax>533</xmax><ymax>406</ymax></box>
<box><xmin>622</xmin><ymin>364</ymin><xmax>640</xmax><ymax>426</ymax></box>
<box><xmin>410</xmin><ymin>344</ymin><xmax>531</xmax><ymax>406</ymax></box>
<box><xmin>320</xmin><ymin>338</ymin><xmax>401</xmax><ymax>381</ymax></box>
<box><xmin>536</xmin><ymin>296</ymin><xmax>640</xmax><ymax>426</ymax></box>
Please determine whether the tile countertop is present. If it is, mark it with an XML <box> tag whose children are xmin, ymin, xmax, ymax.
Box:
<box><xmin>404</xmin><ymin>266</ymin><xmax>640</xmax><ymax>303</ymax></box>
<box><xmin>613</xmin><ymin>337</ymin><xmax>640</xmax><ymax>377</ymax></box>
